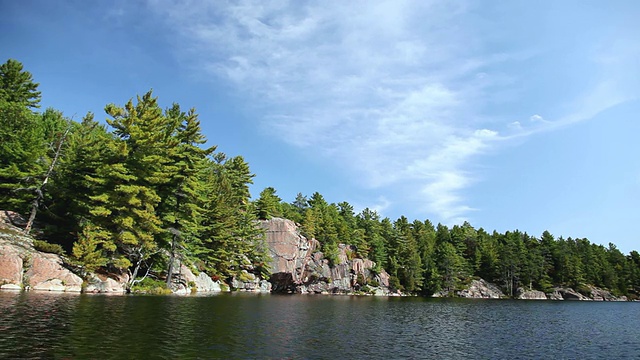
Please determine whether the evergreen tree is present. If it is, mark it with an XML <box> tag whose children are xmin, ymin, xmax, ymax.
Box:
<box><xmin>498</xmin><ymin>231</ymin><xmax>526</xmax><ymax>297</ymax></box>
<box><xmin>0</xmin><ymin>59</ymin><xmax>41</xmax><ymax>108</ymax></box>
<box><xmin>412</xmin><ymin>219</ymin><xmax>438</xmax><ymax>295</ymax></box>
<box><xmin>23</xmin><ymin>108</ymin><xmax>71</xmax><ymax>234</ymax></box>
<box><xmin>0</xmin><ymin>59</ymin><xmax>48</xmax><ymax>215</ymax></box>
<box><xmin>357</xmin><ymin>208</ymin><xmax>386</xmax><ymax>271</ymax></box>
<box><xmin>293</xmin><ymin>192</ymin><xmax>309</xmax><ymax>214</ymax></box>
<box><xmin>0</xmin><ymin>100</ymin><xmax>45</xmax><ymax>213</ymax></box>
<box><xmin>198</xmin><ymin>155</ymin><xmax>268</xmax><ymax>281</ymax></box>
<box><xmin>74</xmin><ymin>91</ymin><xmax>179</xmax><ymax>287</ymax></box>
<box><xmin>436</xmin><ymin>241</ymin><xmax>464</xmax><ymax>293</ymax></box>
<box><xmin>156</xmin><ymin>104</ymin><xmax>214</xmax><ymax>286</ymax></box>
<box><xmin>394</xmin><ymin>216</ymin><xmax>423</xmax><ymax>292</ymax></box>
<box><xmin>254</xmin><ymin>187</ymin><xmax>283</xmax><ymax>220</ymax></box>
<box><xmin>476</xmin><ymin>228</ymin><xmax>500</xmax><ymax>283</ymax></box>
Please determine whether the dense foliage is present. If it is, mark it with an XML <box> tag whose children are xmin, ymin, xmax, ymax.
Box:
<box><xmin>0</xmin><ymin>59</ymin><xmax>269</xmax><ymax>290</ymax></box>
<box><xmin>271</xmin><ymin>189</ymin><xmax>640</xmax><ymax>298</ymax></box>
<box><xmin>2</xmin><ymin>59</ymin><xmax>639</xmax><ymax>298</ymax></box>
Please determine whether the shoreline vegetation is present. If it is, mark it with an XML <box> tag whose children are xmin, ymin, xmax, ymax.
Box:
<box><xmin>1</xmin><ymin>58</ymin><xmax>639</xmax><ymax>300</ymax></box>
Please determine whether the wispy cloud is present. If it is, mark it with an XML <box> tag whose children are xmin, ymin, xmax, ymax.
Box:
<box><xmin>502</xmin><ymin>35</ymin><xmax>639</xmax><ymax>140</ymax></box>
<box><xmin>146</xmin><ymin>0</ymin><xmax>637</xmax><ymax>224</ymax></box>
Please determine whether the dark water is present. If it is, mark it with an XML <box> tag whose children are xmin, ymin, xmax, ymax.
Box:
<box><xmin>1</xmin><ymin>291</ymin><xmax>639</xmax><ymax>359</ymax></box>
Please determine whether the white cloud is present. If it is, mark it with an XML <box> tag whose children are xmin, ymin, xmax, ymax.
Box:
<box><xmin>145</xmin><ymin>0</ymin><xmax>637</xmax><ymax>225</ymax></box>
<box><xmin>145</xmin><ymin>0</ymin><xmax>506</xmax><ymax>223</ymax></box>
<box><xmin>529</xmin><ymin>114</ymin><xmax>545</xmax><ymax>122</ymax></box>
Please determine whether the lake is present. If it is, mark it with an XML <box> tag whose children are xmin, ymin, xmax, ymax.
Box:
<box><xmin>0</xmin><ymin>291</ymin><xmax>638</xmax><ymax>359</ymax></box>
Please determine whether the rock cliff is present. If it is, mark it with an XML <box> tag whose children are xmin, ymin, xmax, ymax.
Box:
<box><xmin>260</xmin><ymin>218</ymin><xmax>392</xmax><ymax>295</ymax></box>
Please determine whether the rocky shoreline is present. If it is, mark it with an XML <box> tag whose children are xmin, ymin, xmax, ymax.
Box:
<box><xmin>0</xmin><ymin>214</ymin><xmax>632</xmax><ymax>300</ymax></box>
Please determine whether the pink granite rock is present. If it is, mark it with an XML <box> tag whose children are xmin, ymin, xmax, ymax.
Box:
<box><xmin>0</xmin><ymin>245</ymin><xmax>23</xmax><ymax>289</ymax></box>
<box><xmin>26</xmin><ymin>252</ymin><xmax>83</xmax><ymax>292</ymax></box>
<box><xmin>260</xmin><ymin>218</ymin><xmax>392</xmax><ymax>295</ymax></box>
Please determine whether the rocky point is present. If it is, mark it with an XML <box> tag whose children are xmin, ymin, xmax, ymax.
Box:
<box><xmin>260</xmin><ymin>217</ymin><xmax>392</xmax><ymax>295</ymax></box>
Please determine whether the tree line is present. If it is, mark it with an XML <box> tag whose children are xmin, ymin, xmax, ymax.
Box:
<box><xmin>2</xmin><ymin>58</ymin><xmax>639</xmax><ymax>298</ymax></box>
<box><xmin>254</xmin><ymin>187</ymin><xmax>640</xmax><ymax>297</ymax></box>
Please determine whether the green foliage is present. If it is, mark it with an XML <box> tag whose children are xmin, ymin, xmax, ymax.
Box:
<box><xmin>2</xmin><ymin>58</ymin><xmax>639</xmax><ymax>299</ymax></box>
<box><xmin>33</xmin><ymin>239</ymin><xmax>65</xmax><ymax>255</ymax></box>
<box><xmin>71</xmin><ymin>223</ymin><xmax>109</xmax><ymax>274</ymax></box>
<box><xmin>237</xmin><ymin>271</ymin><xmax>255</xmax><ymax>282</ymax></box>
<box><xmin>193</xmin><ymin>154</ymin><xmax>270</xmax><ymax>281</ymax></box>
<box><xmin>0</xmin><ymin>59</ymin><xmax>41</xmax><ymax>108</ymax></box>
<box><xmin>254</xmin><ymin>187</ymin><xmax>283</xmax><ymax>220</ymax></box>
<box><xmin>131</xmin><ymin>277</ymin><xmax>171</xmax><ymax>295</ymax></box>
<box><xmin>0</xmin><ymin>100</ymin><xmax>46</xmax><ymax>213</ymax></box>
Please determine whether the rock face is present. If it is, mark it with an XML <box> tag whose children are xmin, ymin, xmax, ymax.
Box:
<box><xmin>545</xmin><ymin>286</ymin><xmax>627</xmax><ymax>301</ymax></box>
<box><xmin>0</xmin><ymin>216</ymin><xmax>83</xmax><ymax>292</ymax></box>
<box><xmin>0</xmin><ymin>237</ymin><xmax>24</xmax><ymax>290</ymax></box>
<box><xmin>26</xmin><ymin>252</ymin><xmax>83</xmax><ymax>292</ymax></box>
<box><xmin>456</xmin><ymin>279</ymin><xmax>505</xmax><ymax>299</ymax></box>
<box><xmin>0</xmin><ymin>210</ymin><xmax>27</xmax><ymax>228</ymax></box>
<box><xmin>516</xmin><ymin>287</ymin><xmax>548</xmax><ymax>300</ymax></box>
<box><xmin>588</xmin><ymin>286</ymin><xmax>627</xmax><ymax>301</ymax></box>
<box><xmin>548</xmin><ymin>287</ymin><xmax>590</xmax><ymax>301</ymax></box>
<box><xmin>260</xmin><ymin>218</ymin><xmax>392</xmax><ymax>295</ymax></box>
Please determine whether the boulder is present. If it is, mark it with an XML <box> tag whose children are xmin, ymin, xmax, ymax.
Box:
<box><xmin>547</xmin><ymin>290</ymin><xmax>564</xmax><ymax>300</ymax></box>
<box><xmin>516</xmin><ymin>287</ymin><xmax>547</xmax><ymax>300</ymax></box>
<box><xmin>431</xmin><ymin>290</ymin><xmax>450</xmax><ymax>298</ymax></box>
<box><xmin>26</xmin><ymin>252</ymin><xmax>83</xmax><ymax>292</ymax></box>
<box><xmin>171</xmin><ymin>264</ymin><xmax>224</xmax><ymax>293</ymax></box>
<box><xmin>259</xmin><ymin>280</ymin><xmax>271</xmax><ymax>292</ymax></box>
<box><xmin>196</xmin><ymin>273</ymin><xmax>223</xmax><ymax>292</ymax></box>
<box><xmin>84</xmin><ymin>273</ymin><xmax>128</xmax><ymax>293</ymax></box>
<box><xmin>456</xmin><ymin>279</ymin><xmax>505</xmax><ymax>299</ymax></box>
<box><xmin>232</xmin><ymin>270</ymin><xmax>257</xmax><ymax>291</ymax></box>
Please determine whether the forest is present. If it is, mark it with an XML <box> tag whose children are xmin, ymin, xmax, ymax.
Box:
<box><xmin>2</xmin><ymin>58</ymin><xmax>639</xmax><ymax>298</ymax></box>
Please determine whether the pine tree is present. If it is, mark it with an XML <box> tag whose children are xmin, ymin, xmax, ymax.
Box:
<box><xmin>436</xmin><ymin>241</ymin><xmax>464</xmax><ymax>293</ymax></box>
<box><xmin>254</xmin><ymin>187</ymin><xmax>283</xmax><ymax>220</ymax></box>
<box><xmin>23</xmin><ymin>108</ymin><xmax>72</xmax><ymax>234</ymax></box>
<box><xmin>198</xmin><ymin>155</ymin><xmax>268</xmax><ymax>281</ymax></box>
<box><xmin>0</xmin><ymin>59</ymin><xmax>41</xmax><ymax>108</ymax></box>
<box><xmin>357</xmin><ymin>208</ymin><xmax>386</xmax><ymax>271</ymax></box>
<box><xmin>0</xmin><ymin>59</ymin><xmax>47</xmax><ymax>214</ymax></box>
<box><xmin>156</xmin><ymin>104</ymin><xmax>214</xmax><ymax>286</ymax></box>
<box><xmin>394</xmin><ymin>216</ymin><xmax>423</xmax><ymax>292</ymax></box>
<box><xmin>0</xmin><ymin>100</ymin><xmax>45</xmax><ymax>213</ymax></box>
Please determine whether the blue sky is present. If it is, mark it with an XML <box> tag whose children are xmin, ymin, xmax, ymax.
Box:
<box><xmin>2</xmin><ymin>0</ymin><xmax>639</xmax><ymax>253</ymax></box>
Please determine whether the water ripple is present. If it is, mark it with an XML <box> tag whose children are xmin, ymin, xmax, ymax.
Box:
<box><xmin>1</xmin><ymin>292</ymin><xmax>639</xmax><ymax>359</ymax></box>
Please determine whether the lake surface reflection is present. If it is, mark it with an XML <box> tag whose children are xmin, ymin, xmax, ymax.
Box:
<box><xmin>1</xmin><ymin>291</ymin><xmax>638</xmax><ymax>359</ymax></box>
